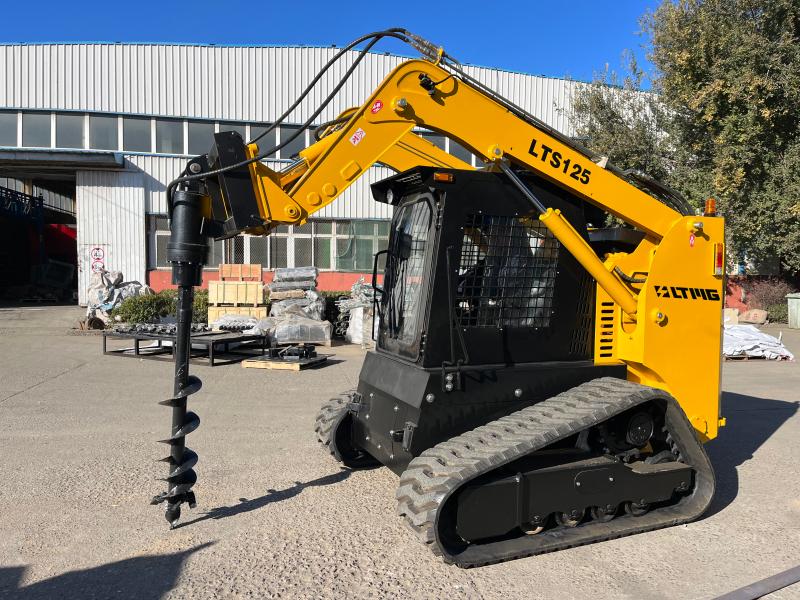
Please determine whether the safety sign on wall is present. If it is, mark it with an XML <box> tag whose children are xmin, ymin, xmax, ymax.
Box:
<box><xmin>90</xmin><ymin>246</ymin><xmax>105</xmax><ymax>273</ymax></box>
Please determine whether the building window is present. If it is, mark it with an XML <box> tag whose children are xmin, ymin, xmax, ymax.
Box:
<box><xmin>249</xmin><ymin>123</ymin><xmax>275</xmax><ymax>156</ymax></box>
<box><xmin>207</xmin><ymin>237</ymin><xmax>225</xmax><ymax>267</ymax></box>
<box><xmin>90</xmin><ymin>115</ymin><xmax>118</xmax><ymax>150</ymax></box>
<box><xmin>155</xmin><ymin>118</ymin><xmax>183</xmax><ymax>154</ymax></box>
<box><xmin>278</xmin><ymin>125</ymin><xmax>306</xmax><ymax>159</ymax></box>
<box><xmin>269</xmin><ymin>225</ymin><xmax>289</xmax><ymax>268</ymax></box>
<box><xmin>148</xmin><ymin>215</ymin><xmax>170</xmax><ymax>268</ymax></box>
<box><xmin>187</xmin><ymin>120</ymin><xmax>215</xmax><ymax>155</ymax></box>
<box><xmin>449</xmin><ymin>138</ymin><xmax>474</xmax><ymax>165</ymax></box>
<box><xmin>148</xmin><ymin>214</ymin><xmax>223</xmax><ymax>269</ymax></box>
<box><xmin>22</xmin><ymin>112</ymin><xmax>51</xmax><ymax>148</ymax></box>
<box><xmin>56</xmin><ymin>113</ymin><xmax>84</xmax><ymax>149</ymax></box>
<box><xmin>123</xmin><ymin>116</ymin><xmax>151</xmax><ymax>152</ymax></box>
<box><xmin>219</xmin><ymin>122</ymin><xmax>246</xmax><ymax>140</ymax></box>
<box><xmin>420</xmin><ymin>130</ymin><xmax>446</xmax><ymax>151</ymax></box>
<box><xmin>248</xmin><ymin>236</ymin><xmax>268</xmax><ymax>267</ymax></box>
<box><xmin>0</xmin><ymin>111</ymin><xmax>17</xmax><ymax>146</ymax></box>
<box><xmin>313</xmin><ymin>221</ymin><xmax>332</xmax><ymax>269</ymax></box>
<box><xmin>147</xmin><ymin>216</ymin><xmax>388</xmax><ymax>273</ymax></box>
<box><xmin>335</xmin><ymin>220</ymin><xmax>389</xmax><ymax>272</ymax></box>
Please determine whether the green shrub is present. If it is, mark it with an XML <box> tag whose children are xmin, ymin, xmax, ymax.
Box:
<box><xmin>111</xmin><ymin>292</ymin><xmax>171</xmax><ymax>324</ymax></box>
<box><xmin>192</xmin><ymin>289</ymin><xmax>209</xmax><ymax>323</ymax></box>
<box><xmin>111</xmin><ymin>288</ymin><xmax>209</xmax><ymax>324</ymax></box>
<box><xmin>767</xmin><ymin>302</ymin><xmax>789</xmax><ymax>324</ymax></box>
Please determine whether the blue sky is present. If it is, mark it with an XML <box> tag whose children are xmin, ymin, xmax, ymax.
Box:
<box><xmin>3</xmin><ymin>0</ymin><xmax>660</xmax><ymax>83</ymax></box>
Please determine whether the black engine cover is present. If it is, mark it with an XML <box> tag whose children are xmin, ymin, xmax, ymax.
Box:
<box><xmin>354</xmin><ymin>351</ymin><xmax>626</xmax><ymax>474</ymax></box>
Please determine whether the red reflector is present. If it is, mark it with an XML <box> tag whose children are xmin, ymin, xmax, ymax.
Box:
<box><xmin>714</xmin><ymin>243</ymin><xmax>724</xmax><ymax>276</ymax></box>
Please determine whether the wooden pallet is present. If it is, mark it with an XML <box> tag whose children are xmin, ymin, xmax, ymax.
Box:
<box><xmin>273</xmin><ymin>339</ymin><xmax>332</xmax><ymax>348</ymax></box>
<box><xmin>724</xmin><ymin>354</ymin><xmax>765</xmax><ymax>361</ymax></box>
<box><xmin>241</xmin><ymin>354</ymin><xmax>329</xmax><ymax>371</ymax></box>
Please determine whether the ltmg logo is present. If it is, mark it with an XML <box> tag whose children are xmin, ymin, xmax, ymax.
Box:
<box><xmin>654</xmin><ymin>285</ymin><xmax>721</xmax><ymax>301</ymax></box>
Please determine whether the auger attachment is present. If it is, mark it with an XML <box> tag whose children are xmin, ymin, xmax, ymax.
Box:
<box><xmin>150</xmin><ymin>188</ymin><xmax>207</xmax><ymax>528</ymax></box>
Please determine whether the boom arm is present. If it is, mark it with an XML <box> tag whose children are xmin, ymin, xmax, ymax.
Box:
<box><xmin>193</xmin><ymin>55</ymin><xmax>724</xmax><ymax>439</ymax></box>
<box><xmin>230</xmin><ymin>59</ymin><xmax>680</xmax><ymax>240</ymax></box>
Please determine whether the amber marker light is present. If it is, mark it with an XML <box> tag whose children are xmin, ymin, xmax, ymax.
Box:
<box><xmin>433</xmin><ymin>172</ymin><xmax>455</xmax><ymax>183</ymax></box>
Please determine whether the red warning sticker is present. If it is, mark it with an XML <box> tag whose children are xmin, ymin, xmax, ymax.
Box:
<box><xmin>370</xmin><ymin>100</ymin><xmax>384</xmax><ymax>114</ymax></box>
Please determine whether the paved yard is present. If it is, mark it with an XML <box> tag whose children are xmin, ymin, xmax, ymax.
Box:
<box><xmin>0</xmin><ymin>306</ymin><xmax>798</xmax><ymax>599</ymax></box>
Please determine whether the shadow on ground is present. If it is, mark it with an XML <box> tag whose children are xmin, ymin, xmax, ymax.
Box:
<box><xmin>177</xmin><ymin>468</ymin><xmax>353</xmax><ymax>528</ymax></box>
<box><xmin>0</xmin><ymin>542</ymin><xmax>212</xmax><ymax>600</ymax></box>
<box><xmin>705</xmin><ymin>391</ymin><xmax>798</xmax><ymax>516</ymax></box>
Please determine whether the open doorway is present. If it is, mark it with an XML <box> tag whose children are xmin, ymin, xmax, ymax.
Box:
<box><xmin>0</xmin><ymin>177</ymin><xmax>77</xmax><ymax>303</ymax></box>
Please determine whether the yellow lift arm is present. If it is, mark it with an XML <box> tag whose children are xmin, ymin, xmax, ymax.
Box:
<box><xmin>204</xmin><ymin>55</ymin><xmax>725</xmax><ymax>441</ymax></box>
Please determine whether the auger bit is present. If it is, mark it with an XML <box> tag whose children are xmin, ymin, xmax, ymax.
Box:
<box><xmin>150</xmin><ymin>188</ymin><xmax>207</xmax><ymax>528</ymax></box>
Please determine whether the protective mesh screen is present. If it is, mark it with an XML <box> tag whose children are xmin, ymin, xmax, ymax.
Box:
<box><xmin>456</xmin><ymin>214</ymin><xmax>559</xmax><ymax>328</ymax></box>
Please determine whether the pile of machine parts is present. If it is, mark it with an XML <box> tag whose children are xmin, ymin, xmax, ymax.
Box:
<box><xmin>268</xmin><ymin>267</ymin><xmax>325</xmax><ymax>320</ymax></box>
<box><xmin>334</xmin><ymin>277</ymin><xmax>377</xmax><ymax>344</ymax></box>
<box><xmin>114</xmin><ymin>323</ymin><xmax>210</xmax><ymax>335</ymax></box>
<box><xmin>85</xmin><ymin>269</ymin><xmax>153</xmax><ymax>328</ymax></box>
<box><xmin>211</xmin><ymin>267</ymin><xmax>332</xmax><ymax>345</ymax></box>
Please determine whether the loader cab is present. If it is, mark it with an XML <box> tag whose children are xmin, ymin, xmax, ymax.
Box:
<box><xmin>371</xmin><ymin>167</ymin><xmax>596</xmax><ymax>369</ymax></box>
<box><xmin>352</xmin><ymin>167</ymin><xmax>626</xmax><ymax>474</ymax></box>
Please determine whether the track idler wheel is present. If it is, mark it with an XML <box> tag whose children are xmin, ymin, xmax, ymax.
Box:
<box><xmin>314</xmin><ymin>392</ymin><xmax>378</xmax><ymax>469</ymax></box>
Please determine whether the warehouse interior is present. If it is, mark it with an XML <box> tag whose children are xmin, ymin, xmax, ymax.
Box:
<box><xmin>0</xmin><ymin>149</ymin><xmax>122</xmax><ymax>302</ymax></box>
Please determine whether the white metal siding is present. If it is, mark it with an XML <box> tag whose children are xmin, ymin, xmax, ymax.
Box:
<box><xmin>76</xmin><ymin>170</ymin><xmax>145</xmax><ymax>305</ymax></box>
<box><xmin>0</xmin><ymin>44</ymin><xmax>578</xmax><ymax>134</ymax></box>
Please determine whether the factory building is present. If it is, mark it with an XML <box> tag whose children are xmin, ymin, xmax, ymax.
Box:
<box><xmin>0</xmin><ymin>43</ymin><xmax>580</xmax><ymax>304</ymax></box>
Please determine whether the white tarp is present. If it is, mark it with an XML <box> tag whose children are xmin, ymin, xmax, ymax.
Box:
<box><xmin>723</xmin><ymin>324</ymin><xmax>794</xmax><ymax>360</ymax></box>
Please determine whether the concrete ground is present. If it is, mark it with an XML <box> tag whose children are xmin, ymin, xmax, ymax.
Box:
<box><xmin>0</xmin><ymin>305</ymin><xmax>798</xmax><ymax>600</ymax></box>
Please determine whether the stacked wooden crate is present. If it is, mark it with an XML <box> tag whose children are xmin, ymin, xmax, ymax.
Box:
<box><xmin>207</xmin><ymin>264</ymin><xmax>267</xmax><ymax>322</ymax></box>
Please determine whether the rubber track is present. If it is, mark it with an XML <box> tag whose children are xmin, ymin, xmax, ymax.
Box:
<box><xmin>396</xmin><ymin>376</ymin><xmax>715</xmax><ymax>567</ymax></box>
<box><xmin>313</xmin><ymin>391</ymin><xmax>353</xmax><ymax>459</ymax></box>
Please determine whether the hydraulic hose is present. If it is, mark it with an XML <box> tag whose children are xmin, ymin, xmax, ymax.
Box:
<box><xmin>166</xmin><ymin>29</ymin><xmax>410</xmax><ymax>203</ymax></box>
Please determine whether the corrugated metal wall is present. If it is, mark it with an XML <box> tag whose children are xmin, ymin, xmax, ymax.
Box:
<box><xmin>0</xmin><ymin>44</ymin><xmax>577</xmax><ymax>134</ymax></box>
<box><xmin>75</xmin><ymin>170</ymin><xmax>145</xmax><ymax>305</ymax></box>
